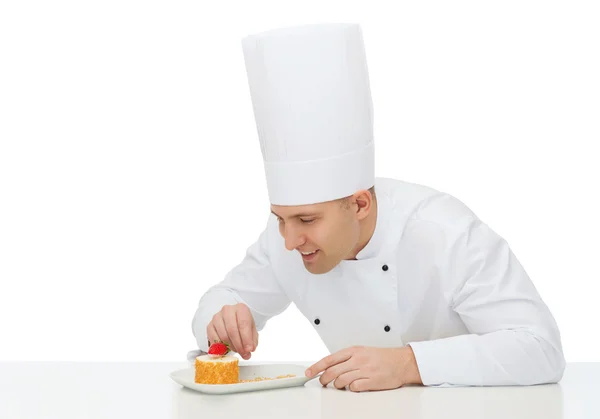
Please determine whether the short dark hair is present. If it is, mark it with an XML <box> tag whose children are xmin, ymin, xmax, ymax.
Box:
<box><xmin>368</xmin><ymin>185</ymin><xmax>376</xmax><ymax>199</ymax></box>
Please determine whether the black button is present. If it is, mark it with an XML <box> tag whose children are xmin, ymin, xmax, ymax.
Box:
<box><xmin>384</xmin><ymin>325</ymin><xmax>391</xmax><ymax>332</ymax></box>
<box><xmin>382</xmin><ymin>265</ymin><xmax>389</xmax><ymax>271</ymax></box>
<box><xmin>314</xmin><ymin>318</ymin><xmax>320</xmax><ymax>325</ymax></box>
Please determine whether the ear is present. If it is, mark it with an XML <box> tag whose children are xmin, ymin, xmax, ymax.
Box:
<box><xmin>350</xmin><ymin>188</ymin><xmax>374</xmax><ymax>221</ymax></box>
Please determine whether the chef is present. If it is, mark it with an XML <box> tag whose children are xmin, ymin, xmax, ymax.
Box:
<box><xmin>190</xmin><ymin>23</ymin><xmax>566</xmax><ymax>391</ymax></box>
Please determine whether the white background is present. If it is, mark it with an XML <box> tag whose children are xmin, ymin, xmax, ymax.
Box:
<box><xmin>1</xmin><ymin>1</ymin><xmax>598</xmax><ymax>363</ymax></box>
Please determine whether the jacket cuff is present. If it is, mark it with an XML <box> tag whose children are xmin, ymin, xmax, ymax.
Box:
<box><xmin>407</xmin><ymin>335</ymin><xmax>480</xmax><ymax>387</ymax></box>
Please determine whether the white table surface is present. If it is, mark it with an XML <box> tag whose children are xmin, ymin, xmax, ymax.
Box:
<box><xmin>0</xmin><ymin>361</ymin><xmax>597</xmax><ymax>418</ymax></box>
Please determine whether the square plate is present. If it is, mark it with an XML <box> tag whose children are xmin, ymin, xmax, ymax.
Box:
<box><xmin>170</xmin><ymin>363</ymin><xmax>316</xmax><ymax>394</ymax></box>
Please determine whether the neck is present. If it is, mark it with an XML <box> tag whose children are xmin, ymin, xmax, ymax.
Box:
<box><xmin>346</xmin><ymin>198</ymin><xmax>378</xmax><ymax>260</ymax></box>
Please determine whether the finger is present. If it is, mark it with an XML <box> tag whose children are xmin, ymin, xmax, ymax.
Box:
<box><xmin>252</xmin><ymin>325</ymin><xmax>259</xmax><ymax>351</ymax></box>
<box><xmin>332</xmin><ymin>370</ymin><xmax>365</xmax><ymax>390</ymax></box>
<box><xmin>306</xmin><ymin>348</ymin><xmax>353</xmax><ymax>378</ymax></box>
<box><xmin>223</xmin><ymin>306</ymin><xmax>245</xmax><ymax>355</ymax></box>
<box><xmin>320</xmin><ymin>362</ymin><xmax>359</xmax><ymax>387</ymax></box>
<box><xmin>212</xmin><ymin>313</ymin><xmax>230</xmax><ymax>347</ymax></box>
<box><xmin>206</xmin><ymin>323</ymin><xmax>220</xmax><ymax>348</ymax></box>
<box><xmin>348</xmin><ymin>379</ymin><xmax>371</xmax><ymax>393</ymax></box>
<box><xmin>236</xmin><ymin>305</ymin><xmax>255</xmax><ymax>353</ymax></box>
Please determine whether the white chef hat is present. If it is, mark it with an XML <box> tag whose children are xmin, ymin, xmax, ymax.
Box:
<box><xmin>241</xmin><ymin>23</ymin><xmax>374</xmax><ymax>206</ymax></box>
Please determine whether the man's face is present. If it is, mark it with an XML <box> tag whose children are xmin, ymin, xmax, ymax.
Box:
<box><xmin>271</xmin><ymin>198</ymin><xmax>361</xmax><ymax>274</ymax></box>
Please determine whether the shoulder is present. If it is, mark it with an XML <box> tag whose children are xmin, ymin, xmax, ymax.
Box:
<box><xmin>379</xmin><ymin>178</ymin><xmax>508</xmax><ymax>276</ymax></box>
<box><xmin>381</xmin><ymin>179</ymin><xmax>510</xmax><ymax>293</ymax></box>
<box><xmin>376</xmin><ymin>177</ymin><xmax>477</xmax><ymax>232</ymax></box>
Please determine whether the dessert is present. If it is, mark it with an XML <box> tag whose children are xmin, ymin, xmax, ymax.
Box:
<box><xmin>194</xmin><ymin>340</ymin><xmax>297</xmax><ymax>385</ymax></box>
<box><xmin>194</xmin><ymin>354</ymin><xmax>239</xmax><ymax>384</ymax></box>
<box><xmin>194</xmin><ymin>341</ymin><xmax>239</xmax><ymax>384</ymax></box>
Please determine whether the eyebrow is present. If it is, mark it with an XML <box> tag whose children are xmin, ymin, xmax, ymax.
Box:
<box><xmin>270</xmin><ymin>210</ymin><xmax>320</xmax><ymax>219</ymax></box>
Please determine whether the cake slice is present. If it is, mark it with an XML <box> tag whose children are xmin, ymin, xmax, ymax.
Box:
<box><xmin>194</xmin><ymin>341</ymin><xmax>239</xmax><ymax>384</ymax></box>
<box><xmin>194</xmin><ymin>354</ymin><xmax>239</xmax><ymax>384</ymax></box>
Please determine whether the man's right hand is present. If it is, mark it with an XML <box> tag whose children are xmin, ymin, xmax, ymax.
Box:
<box><xmin>206</xmin><ymin>303</ymin><xmax>259</xmax><ymax>360</ymax></box>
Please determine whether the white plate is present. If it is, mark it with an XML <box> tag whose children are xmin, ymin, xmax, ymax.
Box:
<box><xmin>170</xmin><ymin>363</ymin><xmax>316</xmax><ymax>394</ymax></box>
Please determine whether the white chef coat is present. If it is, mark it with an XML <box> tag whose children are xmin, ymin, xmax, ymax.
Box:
<box><xmin>191</xmin><ymin>177</ymin><xmax>566</xmax><ymax>387</ymax></box>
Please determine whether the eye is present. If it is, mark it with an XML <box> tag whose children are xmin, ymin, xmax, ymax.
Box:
<box><xmin>300</xmin><ymin>219</ymin><xmax>315</xmax><ymax>224</ymax></box>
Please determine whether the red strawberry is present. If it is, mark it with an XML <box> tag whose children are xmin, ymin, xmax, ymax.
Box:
<box><xmin>208</xmin><ymin>340</ymin><xmax>230</xmax><ymax>356</ymax></box>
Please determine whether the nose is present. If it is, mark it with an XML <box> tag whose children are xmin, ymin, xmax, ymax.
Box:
<box><xmin>282</xmin><ymin>224</ymin><xmax>305</xmax><ymax>251</ymax></box>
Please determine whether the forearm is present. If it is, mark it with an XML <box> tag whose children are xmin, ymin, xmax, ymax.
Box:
<box><xmin>191</xmin><ymin>218</ymin><xmax>290</xmax><ymax>352</ymax></box>
<box><xmin>407</xmin><ymin>329</ymin><xmax>566</xmax><ymax>387</ymax></box>
<box><xmin>191</xmin><ymin>287</ymin><xmax>242</xmax><ymax>351</ymax></box>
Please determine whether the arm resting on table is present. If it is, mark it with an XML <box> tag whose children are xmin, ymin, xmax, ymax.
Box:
<box><xmin>408</xmin><ymin>218</ymin><xmax>565</xmax><ymax>386</ymax></box>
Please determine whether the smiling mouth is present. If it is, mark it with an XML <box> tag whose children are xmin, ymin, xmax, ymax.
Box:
<box><xmin>300</xmin><ymin>249</ymin><xmax>320</xmax><ymax>261</ymax></box>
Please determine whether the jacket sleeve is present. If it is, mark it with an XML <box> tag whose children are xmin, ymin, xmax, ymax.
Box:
<box><xmin>408</xmin><ymin>217</ymin><xmax>566</xmax><ymax>386</ymax></box>
<box><xmin>191</xmin><ymin>216</ymin><xmax>291</xmax><ymax>353</ymax></box>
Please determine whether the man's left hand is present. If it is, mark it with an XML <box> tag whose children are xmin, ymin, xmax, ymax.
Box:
<box><xmin>305</xmin><ymin>346</ymin><xmax>422</xmax><ymax>392</ymax></box>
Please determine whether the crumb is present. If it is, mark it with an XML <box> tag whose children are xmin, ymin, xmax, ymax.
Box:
<box><xmin>239</xmin><ymin>374</ymin><xmax>296</xmax><ymax>383</ymax></box>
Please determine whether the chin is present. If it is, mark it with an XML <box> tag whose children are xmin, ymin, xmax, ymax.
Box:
<box><xmin>303</xmin><ymin>262</ymin><xmax>335</xmax><ymax>275</ymax></box>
